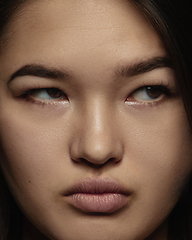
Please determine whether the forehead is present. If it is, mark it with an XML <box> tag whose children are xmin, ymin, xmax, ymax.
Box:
<box><xmin>0</xmin><ymin>0</ymin><xmax>166</xmax><ymax>75</ymax></box>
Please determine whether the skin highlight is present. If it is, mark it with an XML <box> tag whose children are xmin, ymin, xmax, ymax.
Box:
<box><xmin>0</xmin><ymin>0</ymin><xmax>191</xmax><ymax>239</ymax></box>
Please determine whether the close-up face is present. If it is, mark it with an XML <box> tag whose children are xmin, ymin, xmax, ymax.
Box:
<box><xmin>0</xmin><ymin>0</ymin><xmax>192</xmax><ymax>239</ymax></box>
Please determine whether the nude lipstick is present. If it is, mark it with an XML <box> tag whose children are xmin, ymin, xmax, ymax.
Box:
<box><xmin>64</xmin><ymin>177</ymin><xmax>131</xmax><ymax>213</ymax></box>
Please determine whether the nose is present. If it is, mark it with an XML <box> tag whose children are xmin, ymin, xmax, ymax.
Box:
<box><xmin>70</xmin><ymin>100</ymin><xmax>123</xmax><ymax>166</ymax></box>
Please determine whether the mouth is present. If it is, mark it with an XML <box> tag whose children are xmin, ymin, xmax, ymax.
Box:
<box><xmin>64</xmin><ymin>177</ymin><xmax>132</xmax><ymax>213</ymax></box>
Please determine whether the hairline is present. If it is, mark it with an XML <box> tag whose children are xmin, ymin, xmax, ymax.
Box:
<box><xmin>0</xmin><ymin>0</ymin><xmax>39</xmax><ymax>53</ymax></box>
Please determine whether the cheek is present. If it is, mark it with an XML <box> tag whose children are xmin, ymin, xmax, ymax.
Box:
<box><xmin>0</xmin><ymin>108</ymin><xmax>72</xmax><ymax>205</ymax></box>
<box><xmin>1</xmin><ymin>102</ymin><xmax>192</xmax><ymax>201</ymax></box>
<box><xmin>120</xmin><ymin>104</ymin><xmax>192</xmax><ymax>213</ymax></box>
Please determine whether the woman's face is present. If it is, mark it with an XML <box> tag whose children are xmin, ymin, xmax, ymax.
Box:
<box><xmin>0</xmin><ymin>0</ymin><xmax>192</xmax><ymax>239</ymax></box>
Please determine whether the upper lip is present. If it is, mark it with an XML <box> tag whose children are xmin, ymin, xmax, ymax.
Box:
<box><xmin>64</xmin><ymin>177</ymin><xmax>131</xmax><ymax>196</ymax></box>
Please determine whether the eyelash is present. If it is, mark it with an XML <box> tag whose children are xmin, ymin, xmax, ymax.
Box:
<box><xmin>126</xmin><ymin>84</ymin><xmax>174</xmax><ymax>106</ymax></box>
<box><xmin>19</xmin><ymin>84</ymin><xmax>175</xmax><ymax>107</ymax></box>
<box><xmin>20</xmin><ymin>88</ymin><xmax>68</xmax><ymax>106</ymax></box>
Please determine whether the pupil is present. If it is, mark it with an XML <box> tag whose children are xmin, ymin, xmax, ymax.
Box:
<box><xmin>47</xmin><ymin>88</ymin><xmax>62</xmax><ymax>98</ymax></box>
<box><xmin>146</xmin><ymin>87</ymin><xmax>162</xmax><ymax>98</ymax></box>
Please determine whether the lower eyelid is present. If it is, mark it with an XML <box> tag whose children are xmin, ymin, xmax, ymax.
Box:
<box><xmin>125</xmin><ymin>100</ymin><xmax>165</xmax><ymax>108</ymax></box>
<box><xmin>21</xmin><ymin>94</ymin><xmax>68</xmax><ymax>107</ymax></box>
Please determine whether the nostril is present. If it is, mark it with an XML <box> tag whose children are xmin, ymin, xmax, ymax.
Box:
<box><xmin>72</xmin><ymin>157</ymin><xmax>121</xmax><ymax>167</ymax></box>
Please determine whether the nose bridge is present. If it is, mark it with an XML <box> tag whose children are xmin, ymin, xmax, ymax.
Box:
<box><xmin>86</xmin><ymin>99</ymin><xmax>111</xmax><ymax>147</ymax></box>
<box><xmin>71</xmin><ymin>98</ymin><xmax>122</xmax><ymax>165</ymax></box>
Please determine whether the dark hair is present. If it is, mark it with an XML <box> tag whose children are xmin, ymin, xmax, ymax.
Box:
<box><xmin>0</xmin><ymin>0</ymin><xmax>192</xmax><ymax>239</ymax></box>
<box><xmin>131</xmin><ymin>1</ymin><xmax>192</xmax><ymax>239</ymax></box>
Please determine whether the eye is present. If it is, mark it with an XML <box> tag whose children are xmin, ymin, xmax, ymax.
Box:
<box><xmin>23</xmin><ymin>88</ymin><xmax>67</xmax><ymax>101</ymax></box>
<box><xmin>128</xmin><ymin>86</ymin><xmax>169</xmax><ymax>102</ymax></box>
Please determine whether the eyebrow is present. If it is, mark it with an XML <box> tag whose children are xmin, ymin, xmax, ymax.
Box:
<box><xmin>9</xmin><ymin>64</ymin><xmax>70</xmax><ymax>82</ymax></box>
<box><xmin>116</xmin><ymin>56</ymin><xmax>172</xmax><ymax>77</ymax></box>
<box><xmin>9</xmin><ymin>56</ymin><xmax>172</xmax><ymax>82</ymax></box>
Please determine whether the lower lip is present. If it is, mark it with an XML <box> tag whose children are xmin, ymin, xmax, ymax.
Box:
<box><xmin>67</xmin><ymin>193</ymin><xmax>128</xmax><ymax>213</ymax></box>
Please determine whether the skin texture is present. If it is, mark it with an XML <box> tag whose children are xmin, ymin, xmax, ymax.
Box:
<box><xmin>0</xmin><ymin>0</ymin><xmax>192</xmax><ymax>239</ymax></box>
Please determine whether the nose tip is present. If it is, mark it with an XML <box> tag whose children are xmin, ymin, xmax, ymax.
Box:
<box><xmin>70</xmin><ymin>131</ymin><xmax>123</xmax><ymax>166</ymax></box>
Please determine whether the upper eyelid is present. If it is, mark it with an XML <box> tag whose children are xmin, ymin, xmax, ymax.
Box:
<box><xmin>8</xmin><ymin>56</ymin><xmax>172</xmax><ymax>85</ymax></box>
<box><xmin>129</xmin><ymin>84</ymin><xmax>170</xmax><ymax>96</ymax></box>
<box><xmin>8</xmin><ymin>66</ymin><xmax>175</xmax><ymax>92</ymax></box>
<box><xmin>126</xmin><ymin>85</ymin><xmax>172</xmax><ymax>102</ymax></box>
<box><xmin>23</xmin><ymin>87</ymin><xmax>66</xmax><ymax>96</ymax></box>
<box><xmin>12</xmin><ymin>77</ymin><xmax>176</xmax><ymax>102</ymax></box>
